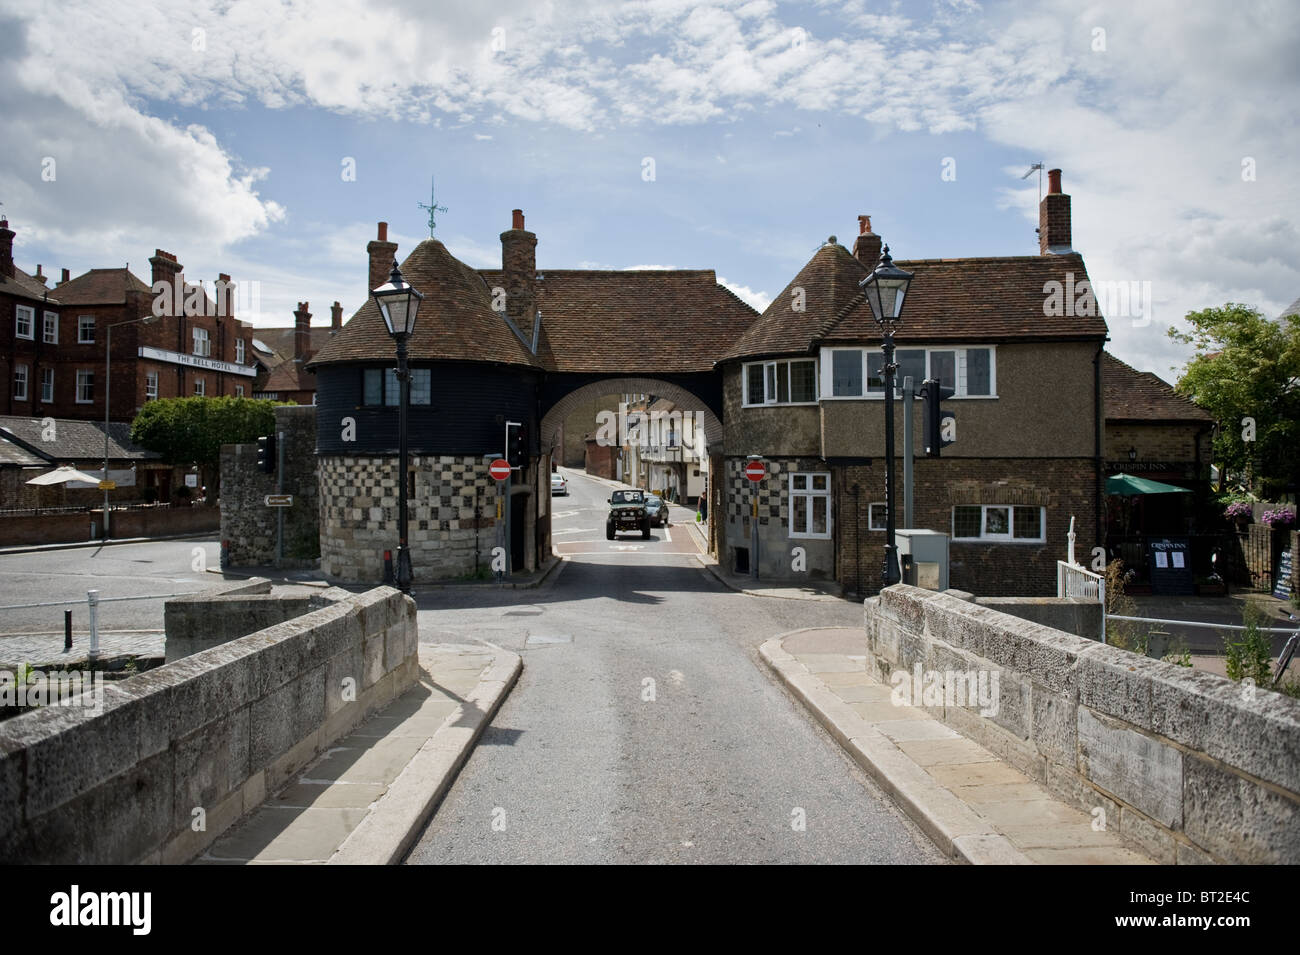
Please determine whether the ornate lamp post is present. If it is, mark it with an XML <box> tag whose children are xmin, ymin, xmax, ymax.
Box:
<box><xmin>859</xmin><ymin>245</ymin><xmax>914</xmax><ymax>588</ymax></box>
<box><xmin>371</xmin><ymin>259</ymin><xmax>423</xmax><ymax>594</ymax></box>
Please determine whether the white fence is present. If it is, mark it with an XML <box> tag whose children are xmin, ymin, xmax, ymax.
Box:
<box><xmin>1057</xmin><ymin>560</ymin><xmax>1106</xmax><ymax>644</ymax></box>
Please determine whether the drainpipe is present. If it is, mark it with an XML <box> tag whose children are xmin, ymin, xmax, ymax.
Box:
<box><xmin>1094</xmin><ymin>343</ymin><xmax>1105</xmax><ymax>554</ymax></box>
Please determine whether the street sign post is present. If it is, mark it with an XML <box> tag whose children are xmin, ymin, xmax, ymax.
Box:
<box><xmin>744</xmin><ymin>460</ymin><xmax>765</xmax><ymax>482</ymax></box>
<box><xmin>489</xmin><ymin>458</ymin><xmax>511</xmax><ymax>481</ymax></box>
<box><xmin>746</xmin><ymin>456</ymin><xmax>764</xmax><ymax>579</ymax></box>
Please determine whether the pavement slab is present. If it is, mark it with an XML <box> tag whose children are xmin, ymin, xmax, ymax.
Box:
<box><xmin>195</xmin><ymin>641</ymin><xmax>521</xmax><ymax>865</ymax></box>
<box><xmin>762</xmin><ymin>627</ymin><xmax>1158</xmax><ymax>865</ymax></box>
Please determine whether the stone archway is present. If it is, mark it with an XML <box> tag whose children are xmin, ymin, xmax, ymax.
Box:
<box><xmin>538</xmin><ymin>377</ymin><xmax>724</xmax><ymax>455</ymax></box>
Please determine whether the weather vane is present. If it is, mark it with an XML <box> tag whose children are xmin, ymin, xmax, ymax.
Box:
<box><xmin>418</xmin><ymin>176</ymin><xmax>448</xmax><ymax>238</ymax></box>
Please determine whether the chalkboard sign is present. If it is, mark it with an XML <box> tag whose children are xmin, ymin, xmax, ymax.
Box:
<box><xmin>1275</xmin><ymin>549</ymin><xmax>1294</xmax><ymax>601</ymax></box>
<box><xmin>1149</xmin><ymin>537</ymin><xmax>1194</xmax><ymax>596</ymax></box>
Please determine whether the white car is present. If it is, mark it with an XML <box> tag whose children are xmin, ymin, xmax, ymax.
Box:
<box><xmin>550</xmin><ymin>473</ymin><xmax>567</xmax><ymax>495</ymax></box>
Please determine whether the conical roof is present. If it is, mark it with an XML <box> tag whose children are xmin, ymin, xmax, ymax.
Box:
<box><xmin>309</xmin><ymin>239</ymin><xmax>543</xmax><ymax>369</ymax></box>
<box><xmin>720</xmin><ymin>241</ymin><xmax>869</xmax><ymax>362</ymax></box>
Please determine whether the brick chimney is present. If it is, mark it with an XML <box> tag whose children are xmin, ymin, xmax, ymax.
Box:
<box><xmin>0</xmin><ymin>220</ymin><xmax>13</xmax><ymax>278</ymax></box>
<box><xmin>33</xmin><ymin>264</ymin><xmax>47</xmax><ymax>286</ymax></box>
<box><xmin>331</xmin><ymin>300</ymin><xmax>343</xmax><ymax>332</ymax></box>
<box><xmin>1039</xmin><ymin>168</ymin><xmax>1072</xmax><ymax>255</ymax></box>
<box><xmin>60</xmin><ymin>268</ymin><xmax>70</xmax><ymax>286</ymax></box>
<box><xmin>367</xmin><ymin>222</ymin><xmax>398</xmax><ymax>295</ymax></box>
<box><xmin>294</xmin><ymin>302</ymin><xmax>311</xmax><ymax>362</ymax></box>
<box><xmin>149</xmin><ymin>249</ymin><xmax>184</xmax><ymax>315</ymax></box>
<box><xmin>852</xmin><ymin>214</ymin><xmax>882</xmax><ymax>271</ymax></box>
<box><xmin>215</xmin><ymin>272</ymin><xmax>234</xmax><ymax>319</ymax></box>
<box><xmin>500</xmin><ymin>209</ymin><xmax>536</xmax><ymax>327</ymax></box>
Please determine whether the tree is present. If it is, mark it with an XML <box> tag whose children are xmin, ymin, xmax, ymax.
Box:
<box><xmin>130</xmin><ymin>396</ymin><xmax>278</xmax><ymax>500</ymax></box>
<box><xmin>1169</xmin><ymin>303</ymin><xmax>1300</xmax><ymax>498</ymax></box>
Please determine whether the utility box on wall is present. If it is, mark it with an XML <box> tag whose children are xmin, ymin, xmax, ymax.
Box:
<box><xmin>897</xmin><ymin>529</ymin><xmax>949</xmax><ymax>592</ymax></box>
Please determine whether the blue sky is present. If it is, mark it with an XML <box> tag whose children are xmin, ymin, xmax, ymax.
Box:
<box><xmin>1</xmin><ymin>0</ymin><xmax>1297</xmax><ymax>381</ymax></box>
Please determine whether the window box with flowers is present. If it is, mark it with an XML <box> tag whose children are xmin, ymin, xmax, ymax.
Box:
<box><xmin>1262</xmin><ymin>505</ymin><xmax>1296</xmax><ymax>530</ymax></box>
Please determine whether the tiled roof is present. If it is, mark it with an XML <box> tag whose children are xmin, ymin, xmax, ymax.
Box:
<box><xmin>0</xmin><ymin>417</ymin><xmax>160</xmax><ymax>461</ymax></box>
<box><xmin>1102</xmin><ymin>352</ymin><xmax>1214</xmax><ymax>423</ymax></box>
<box><xmin>0</xmin><ymin>266</ymin><xmax>61</xmax><ymax>305</ymax></box>
<box><xmin>0</xmin><ymin>439</ymin><xmax>46</xmax><ymax>467</ymax></box>
<box><xmin>819</xmin><ymin>254</ymin><xmax>1110</xmax><ymax>344</ymax></box>
<box><xmin>721</xmin><ymin>241</ymin><xmax>867</xmax><ymax>362</ymax></box>
<box><xmin>1280</xmin><ymin>296</ymin><xmax>1300</xmax><ymax>320</ymax></box>
<box><xmin>262</xmin><ymin>360</ymin><xmax>316</xmax><ymax>394</ymax></box>
<box><xmin>253</xmin><ymin>327</ymin><xmax>337</xmax><ymax>364</ymax></box>
<box><xmin>479</xmin><ymin>269</ymin><xmax>759</xmax><ymax>374</ymax></box>
<box><xmin>53</xmin><ymin>268</ymin><xmax>151</xmax><ymax>305</ymax></box>
<box><xmin>309</xmin><ymin>239</ymin><xmax>544</xmax><ymax>369</ymax></box>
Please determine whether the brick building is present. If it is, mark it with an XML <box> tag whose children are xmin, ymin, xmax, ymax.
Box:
<box><xmin>2</xmin><ymin>218</ymin><xmax>257</xmax><ymax>423</ymax></box>
<box><xmin>251</xmin><ymin>300</ymin><xmax>343</xmax><ymax>403</ymax></box>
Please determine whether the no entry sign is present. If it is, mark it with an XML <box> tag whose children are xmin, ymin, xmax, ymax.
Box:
<box><xmin>745</xmin><ymin>460</ymin><xmax>765</xmax><ymax>482</ymax></box>
<box><xmin>489</xmin><ymin>458</ymin><xmax>512</xmax><ymax>481</ymax></box>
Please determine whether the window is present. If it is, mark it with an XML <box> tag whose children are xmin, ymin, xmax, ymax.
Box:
<box><xmin>789</xmin><ymin>472</ymin><xmax>831</xmax><ymax>538</ymax></box>
<box><xmin>831</xmin><ymin>350</ymin><xmax>863</xmax><ymax>396</ymax></box>
<box><xmin>952</xmin><ymin>505</ymin><xmax>1044</xmax><ymax>542</ymax></box>
<box><xmin>869</xmin><ymin>503</ymin><xmax>888</xmax><ymax>531</ymax></box>
<box><xmin>235</xmin><ymin>384</ymin><xmax>244</xmax><ymax>397</ymax></box>
<box><xmin>13</xmin><ymin>364</ymin><xmax>28</xmax><ymax>400</ymax></box>
<box><xmin>43</xmin><ymin>311</ymin><xmax>58</xmax><ymax>344</ymax></box>
<box><xmin>78</xmin><ymin>316</ymin><xmax>95</xmax><ymax>343</ymax></box>
<box><xmin>843</xmin><ymin>346</ymin><xmax>996</xmax><ymax>398</ymax></box>
<box><xmin>236</xmin><ymin>338</ymin><xmax>245</xmax><ymax>364</ymax></box>
<box><xmin>146</xmin><ymin>372</ymin><xmax>158</xmax><ymax>400</ymax></box>
<box><xmin>192</xmin><ymin>327</ymin><xmax>210</xmax><ymax>357</ymax></box>
<box><xmin>194</xmin><ymin>377</ymin><xmax>205</xmax><ymax>396</ymax></box>
<box><xmin>742</xmin><ymin>359</ymin><xmax>817</xmax><ymax>405</ymax></box>
<box><xmin>76</xmin><ymin>370</ymin><xmax>94</xmax><ymax>404</ymax></box>
<box><xmin>362</xmin><ymin>367</ymin><xmax>431</xmax><ymax>405</ymax></box>
<box><xmin>41</xmin><ymin>368</ymin><xmax>53</xmax><ymax>402</ymax></box>
<box><xmin>15</xmin><ymin>306</ymin><xmax>34</xmax><ymax>340</ymax></box>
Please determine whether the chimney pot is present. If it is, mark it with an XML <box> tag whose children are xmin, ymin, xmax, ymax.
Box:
<box><xmin>1047</xmin><ymin>168</ymin><xmax>1062</xmax><ymax>194</ymax></box>
<box><xmin>331</xmin><ymin>301</ymin><xmax>343</xmax><ymax>331</ymax></box>
<box><xmin>858</xmin><ymin>215</ymin><xmax>872</xmax><ymax>235</ymax></box>
<box><xmin>377</xmin><ymin>222</ymin><xmax>388</xmax><ymax>241</ymax></box>
<box><xmin>218</xmin><ymin>272</ymin><xmax>231</xmax><ymax>283</ymax></box>
<box><xmin>512</xmin><ymin>209</ymin><xmax>525</xmax><ymax>230</ymax></box>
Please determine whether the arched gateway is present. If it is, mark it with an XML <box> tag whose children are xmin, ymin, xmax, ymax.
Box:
<box><xmin>307</xmin><ymin>212</ymin><xmax>755</xmax><ymax>584</ymax></box>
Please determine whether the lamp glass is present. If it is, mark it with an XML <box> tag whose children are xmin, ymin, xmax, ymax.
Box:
<box><xmin>371</xmin><ymin>261</ymin><xmax>423</xmax><ymax>338</ymax></box>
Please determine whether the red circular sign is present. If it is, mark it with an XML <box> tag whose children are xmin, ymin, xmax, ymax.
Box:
<box><xmin>745</xmin><ymin>460</ymin><xmax>765</xmax><ymax>482</ymax></box>
<box><xmin>489</xmin><ymin>458</ymin><xmax>512</xmax><ymax>481</ymax></box>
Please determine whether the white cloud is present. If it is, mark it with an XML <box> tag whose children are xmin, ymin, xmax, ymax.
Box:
<box><xmin>718</xmin><ymin>276</ymin><xmax>770</xmax><ymax>312</ymax></box>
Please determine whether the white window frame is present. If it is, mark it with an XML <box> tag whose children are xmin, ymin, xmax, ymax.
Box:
<box><xmin>15</xmin><ymin>305</ymin><xmax>34</xmax><ymax>340</ymax></box>
<box><xmin>821</xmin><ymin>345</ymin><xmax>998</xmax><ymax>399</ymax></box>
<box><xmin>192</xmin><ymin>327</ymin><xmax>210</xmax><ymax>357</ymax></box>
<box><xmin>788</xmin><ymin>471</ymin><xmax>832</xmax><ymax>540</ymax></box>
<box><xmin>951</xmin><ymin>504</ymin><xmax>1045</xmax><ymax>543</ymax></box>
<box><xmin>234</xmin><ymin>384</ymin><xmax>244</xmax><ymax>398</ymax></box>
<box><xmin>78</xmin><ymin>316</ymin><xmax>96</xmax><ymax>343</ymax></box>
<box><xmin>76</xmin><ymin>369</ymin><xmax>94</xmax><ymax>404</ymax></box>
<box><xmin>146</xmin><ymin>371</ymin><xmax>159</xmax><ymax>401</ymax></box>
<box><xmin>41</xmin><ymin>367</ymin><xmax>54</xmax><ymax>402</ymax></box>
<box><xmin>742</xmin><ymin>358</ymin><xmax>819</xmax><ymax>407</ymax></box>
<box><xmin>869</xmin><ymin>502</ymin><xmax>888</xmax><ymax>531</ymax></box>
<box><xmin>43</xmin><ymin>311</ymin><xmax>58</xmax><ymax>344</ymax></box>
<box><xmin>235</xmin><ymin>338</ymin><xmax>245</xmax><ymax>364</ymax></box>
<box><xmin>13</xmin><ymin>364</ymin><xmax>28</xmax><ymax>400</ymax></box>
<box><xmin>193</xmin><ymin>377</ymin><xmax>205</xmax><ymax>396</ymax></box>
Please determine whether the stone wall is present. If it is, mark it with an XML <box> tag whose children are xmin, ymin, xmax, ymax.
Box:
<box><xmin>220</xmin><ymin>405</ymin><xmax>320</xmax><ymax>567</ymax></box>
<box><xmin>721</xmin><ymin>455</ymin><xmax>834</xmax><ymax>579</ymax></box>
<box><xmin>319</xmin><ymin>453</ymin><xmax>508</xmax><ymax>583</ymax></box>
<box><xmin>164</xmin><ymin>577</ymin><xmax>322</xmax><ymax>662</ymax></box>
<box><xmin>864</xmin><ymin>585</ymin><xmax>1300</xmax><ymax>864</ymax></box>
<box><xmin>0</xmin><ymin>584</ymin><xmax>417</xmax><ymax>864</ymax></box>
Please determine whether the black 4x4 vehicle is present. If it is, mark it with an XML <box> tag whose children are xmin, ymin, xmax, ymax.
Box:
<box><xmin>606</xmin><ymin>489</ymin><xmax>651</xmax><ymax>540</ymax></box>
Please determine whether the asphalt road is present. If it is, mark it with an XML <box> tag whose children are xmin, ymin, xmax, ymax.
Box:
<box><xmin>405</xmin><ymin>468</ymin><xmax>947</xmax><ymax>864</ymax></box>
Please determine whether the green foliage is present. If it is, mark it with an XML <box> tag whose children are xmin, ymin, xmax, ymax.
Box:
<box><xmin>130</xmin><ymin>396</ymin><xmax>278</xmax><ymax>469</ymax></box>
<box><xmin>1168</xmin><ymin>303</ymin><xmax>1300</xmax><ymax>497</ymax></box>
<box><xmin>1104</xmin><ymin>559</ymin><xmax>1141</xmax><ymax>650</ymax></box>
<box><xmin>1223</xmin><ymin>602</ymin><xmax>1274</xmax><ymax>684</ymax></box>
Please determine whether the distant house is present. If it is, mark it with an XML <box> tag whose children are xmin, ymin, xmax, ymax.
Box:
<box><xmin>251</xmin><ymin>301</ymin><xmax>343</xmax><ymax>404</ymax></box>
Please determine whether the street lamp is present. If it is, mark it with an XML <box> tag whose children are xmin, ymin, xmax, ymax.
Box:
<box><xmin>371</xmin><ymin>259</ymin><xmax>423</xmax><ymax>594</ymax></box>
<box><xmin>103</xmin><ymin>313</ymin><xmax>157</xmax><ymax>538</ymax></box>
<box><xmin>859</xmin><ymin>244</ymin><xmax>914</xmax><ymax>588</ymax></box>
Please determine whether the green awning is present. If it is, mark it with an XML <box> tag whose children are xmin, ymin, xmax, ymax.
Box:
<box><xmin>1105</xmin><ymin>473</ymin><xmax>1193</xmax><ymax>497</ymax></box>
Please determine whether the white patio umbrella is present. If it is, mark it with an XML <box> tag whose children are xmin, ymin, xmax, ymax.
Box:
<box><xmin>26</xmin><ymin>465</ymin><xmax>105</xmax><ymax>486</ymax></box>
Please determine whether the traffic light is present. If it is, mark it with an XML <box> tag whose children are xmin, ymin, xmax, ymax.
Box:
<box><xmin>256</xmin><ymin>434</ymin><xmax>276</xmax><ymax>474</ymax></box>
<box><xmin>506</xmin><ymin>422</ymin><xmax>526</xmax><ymax>468</ymax></box>
<box><xmin>922</xmin><ymin>378</ymin><xmax>956</xmax><ymax>457</ymax></box>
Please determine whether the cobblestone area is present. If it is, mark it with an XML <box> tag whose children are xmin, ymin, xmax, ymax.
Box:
<box><xmin>0</xmin><ymin>631</ymin><xmax>165</xmax><ymax>669</ymax></box>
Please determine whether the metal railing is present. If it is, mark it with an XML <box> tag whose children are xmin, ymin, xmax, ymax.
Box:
<box><xmin>0</xmin><ymin>589</ymin><xmax>196</xmax><ymax>660</ymax></box>
<box><xmin>1057</xmin><ymin>560</ymin><xmax>1107</xmax><ymax>644</ymax></box>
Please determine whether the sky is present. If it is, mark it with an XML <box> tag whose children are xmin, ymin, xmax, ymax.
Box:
<box><xmin>1</xmin><ymin>0</ymin><xmax>1297</xmax><ymax>383</ymax></box>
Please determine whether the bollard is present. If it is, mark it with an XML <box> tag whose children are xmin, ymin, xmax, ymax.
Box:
<box><xmin>382</xmin><ymin>550</ymin><xmax>394</xmax><ymax>585</ymax></box>
<box><xmin>87</xmin><ymin>590</ymin><xmax>100</xmax><ymax>663</ymax></box>
<box><xmin>64</xmin><ymin>610</ymin><xmax>72</xmax><ymax>652</ymax></box>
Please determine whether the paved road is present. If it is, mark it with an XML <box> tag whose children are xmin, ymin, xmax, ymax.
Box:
<box><xmin>406</xmin><ymin>468</ymin><xmax>945</xmax><ymax>864</ymax></box>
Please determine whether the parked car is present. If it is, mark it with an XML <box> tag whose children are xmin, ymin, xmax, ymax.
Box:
<box><xmin>606</xmin><ymin>489</ymin><xmax>650</xmax><ymax>540</ymax></box>
<box><xmin>550</xmin><ymin>473</ymin><xmax>567</xmax><ymax>496</ymax></box>
<box><xmin>644</xmin><ymin>494</ymin><xmax>669</xmax><ymax>527</ymax></box>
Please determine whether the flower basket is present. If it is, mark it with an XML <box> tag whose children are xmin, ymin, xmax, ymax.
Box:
<box><xmin>1261</xmin><ymin>506</ymin><xmax>1296</xmax><ymax>530</ymax></box>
